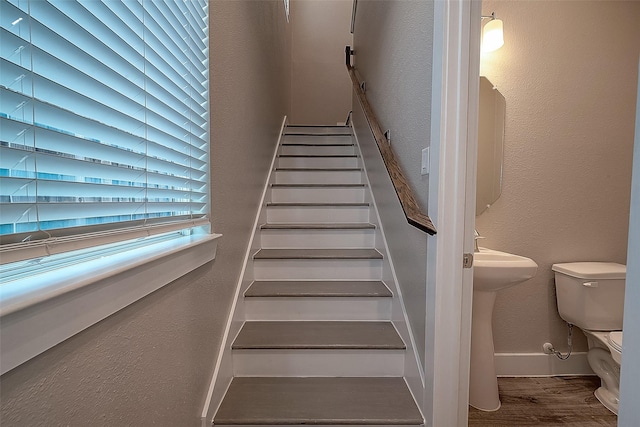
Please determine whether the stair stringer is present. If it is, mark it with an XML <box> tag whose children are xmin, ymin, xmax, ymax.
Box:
<box><xmin>200</xmin><ymin>116</ymin><xmax>288</xmax><ymax>427</ymax></box>
<box><xmin>352</xmin><ymin>126</ymin><xmax>427</xmax><ymax>414</ymax></box>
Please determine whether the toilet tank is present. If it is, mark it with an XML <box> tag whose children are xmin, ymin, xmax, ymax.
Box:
<box><xmin>552</xmin><ymin>262</ymin><xmax>626</xmax><ymax>331</ymax></box>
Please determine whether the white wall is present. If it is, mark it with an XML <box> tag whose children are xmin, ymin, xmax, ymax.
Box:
<box><xmin>477</xmin><ymin>1</ymin><xmax>640</xmax><ymax>354</ymax></box>
<box><xmin>0</xmin><ymin>2</ymin><xmax>291</xmax><ymax>425</ymax></box>
<box><xmin>289</xmin><ymin>0</ymin><xmax>353</xmax><ymax>125</ymax></box>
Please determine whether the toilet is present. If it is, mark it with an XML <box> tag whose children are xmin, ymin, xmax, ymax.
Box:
<box><xmin>552</xmin><ymin>262</ymin><xmax>626</xmax><ymax>415</ymax></box>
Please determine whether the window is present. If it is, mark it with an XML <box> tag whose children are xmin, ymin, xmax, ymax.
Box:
<box><xmin>0</xmin><ymin>0</ymin><xmax>217</xmax><ymax>375</ymax></box>
<box><xmin>0</xmin><ymin>0</ymin><xmax>210</xmax><ymax>266</ymax></box>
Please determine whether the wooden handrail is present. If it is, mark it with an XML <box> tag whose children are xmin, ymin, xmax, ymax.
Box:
<box><xmin>345</xmin><ymin>46</ymin><xmax>437</xmax><ymax>235</ymax></box>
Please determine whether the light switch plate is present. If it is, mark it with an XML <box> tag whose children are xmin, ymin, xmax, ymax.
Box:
<box><xmin>421</xmin><ymin>148</ymin><xmax>430</xmax><ymax>175</ymax></box>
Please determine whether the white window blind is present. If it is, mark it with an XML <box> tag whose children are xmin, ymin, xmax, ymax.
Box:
<box><xmin>0</xmin><ymin>0</ymin><xmax>210</xmax><ymax>265</ymax></box>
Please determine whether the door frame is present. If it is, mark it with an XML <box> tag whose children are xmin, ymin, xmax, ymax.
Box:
<box><xmin>619</xmin><ymin>59</ymin><xmax>640</xmax><ymax>424</ymax></box>
<box><xmin>426</xmin><ymin>0</ymin><xmax>481</xmax><ymax>426</ymax></box>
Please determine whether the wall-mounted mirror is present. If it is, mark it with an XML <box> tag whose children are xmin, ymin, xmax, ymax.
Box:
<box><xmin>476</xmin><ymin>76</ymin><xmax>505</xmax><ymax>216</ymax></box>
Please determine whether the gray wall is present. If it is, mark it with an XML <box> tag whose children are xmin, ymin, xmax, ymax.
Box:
<box><xmin>289</xmin><ymin>0</ymin><xmax>353</xmax><ymax>125</ymax></box>
<box><xmin>352</xmin><ymin>0</ymin><xmax>434</xmax><ymax>366</ymax></box>
<box><xmin>0</xmin><ymin>1</ymin><xmax>290</xmax><ymax>425</ymax></box>
<box><xmin>477</xmin><ymin>1</ymin><xmax>640</xmax><ymax>354</ymax></box>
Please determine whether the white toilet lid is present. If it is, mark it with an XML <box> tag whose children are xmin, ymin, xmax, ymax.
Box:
<box><xmin>608</xmin><ymin>331</ymin><xmax>623</xmax><ymax>352</ymax></box>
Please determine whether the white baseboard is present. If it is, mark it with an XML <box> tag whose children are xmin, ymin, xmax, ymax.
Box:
<box><xmin>351</xmin><ymin>122</ymin><xmax>426</xmax><ymax>415</ymax></box>
<box><xmin>495</xmin><ymin>352</ymin><xmax>594</xmax><ymax>377</ymax></box>
<box><xmin>200</xmin><ymin>116</ymin><xmax>287</xmax><ymax>427</ymax></box>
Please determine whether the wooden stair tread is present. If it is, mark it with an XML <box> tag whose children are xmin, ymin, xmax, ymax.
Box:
<box><xmin>260</xmin><ymin>223</ymin><xmax>375</xmax><ymax>230</ymax></box>
<box><xmin>232</xmin><ymin>321</ymin><xmax>405</xmax><ymax>349</ymax></box>
<box><xmin>254</xmin><ymin>248</ymin><xmax>382</xmax><ymax>260</ymax></box>
<box><xmin>214</xmin><ymin>377</ymin><xmax>423</xmax><ymax>425</ymax></box>
<box><xmin>245</xmin><ymin>280</ymin><xmax>392</xmax><ymax>297</ymax></box>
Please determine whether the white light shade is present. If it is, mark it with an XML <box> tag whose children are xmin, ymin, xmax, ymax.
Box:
<box><xmin>482</xmin><ymin>19</ymin><xmax>504</xmax><ymax>53</ymax></box>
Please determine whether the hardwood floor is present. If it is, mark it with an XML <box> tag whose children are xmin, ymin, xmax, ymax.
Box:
<box><xmin>468</xmin><ymin>377</ymin><xmax>617</xmax><ymax>426</ymax></box>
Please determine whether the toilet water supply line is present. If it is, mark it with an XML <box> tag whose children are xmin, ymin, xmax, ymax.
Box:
<box><xmin>546</xmin><ymin>323</ymin><xmax>574</xmax><ymax>360</ymax></box>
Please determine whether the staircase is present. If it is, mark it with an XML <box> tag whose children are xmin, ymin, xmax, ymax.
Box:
<box><xmin>212</xmin><ymin>125</ymin><xmax>423</xmax><ymax>426</ymax></box>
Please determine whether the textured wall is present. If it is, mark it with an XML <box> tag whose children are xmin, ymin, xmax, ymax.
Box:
<box><xmin>0</xmin><ymin>1</ymin><xmax>290</xmax><ymax>425</ymax></box>
<box><xmin>477</xmin><ymin>1</ymin><xmax>640</xmax><ymax>353</ymax></box>
<box><xmin>352</xmin><ymin>0</ymin><xmax>434</xmax><ymax>366</ymax></box>
<box><xmin>289</xmin><ymin>0</ymin><xmax>353</xmax><ymax>125</ymax></box>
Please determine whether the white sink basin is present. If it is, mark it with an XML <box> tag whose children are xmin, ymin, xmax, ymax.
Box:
<box><xmin>473</xmin><ymin>247</ymin><xmax>538</xmax><ymax>292</ymax></box>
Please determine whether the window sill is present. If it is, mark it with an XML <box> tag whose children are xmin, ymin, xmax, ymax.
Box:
<box><xmin>0</xmin><ymin>233</ymin><xmax>221</xmax><ymax>375</ymax></box>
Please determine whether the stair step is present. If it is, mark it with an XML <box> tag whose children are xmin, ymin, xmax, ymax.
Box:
<box><xmin>276</xmin><ymin>167</ymin><xmax>361</xmax><ymax>171</ymax></box>
<box><xmin>253</xmin><ymin>255</ymin><xmax>382</xmax><ymax>280</ymax></box>
<box><xmin>272</xmin><ymin>183</ymin><xmax>366</xmax><ymax>187</ymax></box>
<box><xmin>243</xmin><ymin>280</ymin><xmax>390</xmax><ymax>320</ymax></box>
<box><xmin>254</xmin><ymin>248</ymin><xmax>382</xmax><ymax>260</ymax></box>
<box><xmin>270</xmin><ymin>184</ymin><xmax>366</xmax><ymax>203</ymax></box>
<box><xmin>232</xmin><ymin>321</ymin><xmax>405</xmax><ymax>350</ymax></box>
<box><xmin>244</xmin><ymin>281</ymin><xmax>392</xmax><ymax>321</ymax></box>
<box><xmin>285</xmin><ymin>125</ymin><xmax>351</xmax><ymax>135</ymax></box>
<box><xmin>282</xmin><ymin>143</ymin><xmax>354</xmax><ymax>147</ymax></box>
<box><xmin>260</xmin><ymin>223</ymin><xmax>375</xmax><ymax>230</ymax></box>
<box><xmin>266</xmin><ymin>202</ymin><xmax>370</xmax><ymax>223</ymax></box>
<box><xmin>244</xmin><ymin>297</ymin><xmax>391</xmax><ymax>321</ymax></box>
<box><xmin>281</xmin><ymin>144</ymin><xmax>355</xmax><ymax>155</ymax></box>
<box><xmin>232</xmin><ymin>349</ymin><xmax>403</xmax><ymax>377</ymax></box>
<box><xmin>277</xmin><ymin>154</ymin><xmax>359</xmax><ymax>168</ymax></box>
<box><xmin>260</xmin><ymin>224</ymin><xmax>376</xmax><ymax>249</ymax></box>
<box><xmin>275</xmin><ymin>168</ymin><xmax>363</xmax><ymax>184</ymax></box>
<box><xmin>214</xmin><ymin>377</ymin><xmax>423</xmax><ymax>426</ymax></box>
<box><xmin>245</xmin><ymin>280</ymin><xmax>392</xmax><ymax>297</ymax></box>
<box><xmin>283</xmin><ymin>134</ymin><xmax>353</xmax><ymax>145</ymax></box>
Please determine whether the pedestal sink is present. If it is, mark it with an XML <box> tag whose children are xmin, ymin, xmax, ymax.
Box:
<box><xmin>469</xmin><ymin>247</ymin><xmax>538</xmax><ymax>411</ymax></box>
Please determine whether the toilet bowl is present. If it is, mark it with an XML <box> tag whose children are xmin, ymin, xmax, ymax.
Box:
<box><xmin>607</xmin><ymin>331</ymin><xmax>623</xmax><ymax>364</ymax></box>
<box><xmin>583</xmin><ymin>330</ymin><xmax>623</xmax><ymax>414</ymax></box>
<box><xmin>552</xmin><ymin>262</ymin><xmax>626</xmax><ymax>415</ymax></box>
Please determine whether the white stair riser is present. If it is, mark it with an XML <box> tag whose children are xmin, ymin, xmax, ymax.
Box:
<box><xmin>284</xmin><ymin>134</ymin><xmax>352</xmax><ymax>142</ymax></box>
<box><xmin>216</xmin><ymin>425</ymin><xmax>423</xmax><ymax>427</ymax></box>
<box><xmin>277</xmin><ymin>156</ymin><xmax>359</xmax><ymax>168</ymax></box>
<box><xmin>260</xmin><ymin>229</ymin><xmax>375</xmax><ymax>249</ymax></box>
<box><xmin>280</xmin><ymin>145</ymin><xmax>355</xmax><ymax>155</ymax></box>
<box><xmin>244</xmin><ymin>297</ymin><xmax>392</xmax><ymax>321</ymax></box>
<box><xmin>266</xmin><ymin>205</ymin><xmax>370</xmax><ymax>223</ymax></box>
<box><xmin>253</xmin><ymin>259</ymin><xmax>383</xmax><ymax>280</ymax></box>
<box><xmin>232</xmin><ymin>349</ymin><xmax>404</xmax><ymax>377</ymax></box>
<box><xmin>275</xmin><ymin>170</ymin><xmax>362</xmax><ymax>184</ymax></box>
<box><xmin>271</xmin><ymin>187</ymin><xmax>365</xmax><ymax>203</ymax></box>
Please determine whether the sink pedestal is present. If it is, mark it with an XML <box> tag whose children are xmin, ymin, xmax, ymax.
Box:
<box><xmin>469</xmin><ymin>289</ymin><xmax>501</xmax><ymax>411</ymax></box>
<box><xmin>469</xmin><ymin>247</ymin><xmax>538</xmax><ymax>411</ymax></box>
